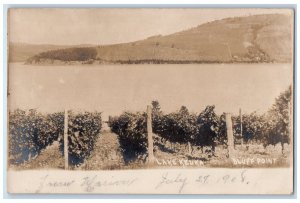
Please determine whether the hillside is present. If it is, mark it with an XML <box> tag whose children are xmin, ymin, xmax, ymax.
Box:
<box><xmin>25</xmin><ymin>14</ymin><xmax>293</xmax><ymax>64</ymax></box>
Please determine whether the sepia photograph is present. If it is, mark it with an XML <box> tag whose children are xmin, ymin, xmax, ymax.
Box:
<box><xmin>6</xmin><ymin>7</ymin><xmax>294</xmax><ymax>194</ymax></box>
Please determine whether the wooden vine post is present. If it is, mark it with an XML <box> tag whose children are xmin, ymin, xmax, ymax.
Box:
<box><xmin>225</xmin><ymin>113</ymin><xmax>234</xmax><ymax>157</ymax></box>
<box><xmin>64</xmin><ymin>109</ymin><xmax>69</xmax><ymax>170</ymax></box>
<box><xmin>147</xmin><ymin>105</ymin><xmax>154</xmax><ymax>164</ymax></box>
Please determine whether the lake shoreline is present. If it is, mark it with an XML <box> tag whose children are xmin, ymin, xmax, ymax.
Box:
<box><xmin>11</xmin><ymin>60</ymin><xmax>291</xmax><ymax>67</ymax></box>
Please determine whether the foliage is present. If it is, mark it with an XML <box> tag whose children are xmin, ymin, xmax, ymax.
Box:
<box><xmin>31</xmin><ymin>47</ymin><xmax>97</xmax><ymax>62</ymax></box>
<box><xmin>59</xmin><ymin>111</ymin><xmax>102</xmax><ymax>166</ymax></box>
<box><xmin>263</xmin><ymin>86</ymin><xmax>292</xmax><ymax>146</ymax></box>
<box><xmin>109</xmin><ymin>103</ymin><xmax>222</xmax><ymax>160</ymax></box>
<box><xmin>240</xmin><ymin>112</ymin><xmax>265</xmax><ymax>143</ymax></box>
<box><xmin>230</xmin><ymin>86</ymin><xmax>292</xmax><ymax>147</ymax></box>
<box><xmin>108</xmin><ymin>85</ymin><xmax>292</xmax><ymax>160</ymax></box>
<box><xmin>9</xmin><ymin>109</ymin><xmax>102</xmax><ymax>166</ymax></box>
<box><xmin>153</xmin><ymin>105</ymin><xmax>197</xmax><ymax>144</ymax></box>
<box><xmin>9</xmin><ymin>109</ymin><xmax>63</xmax><ymax>164</ymax></box>
<box><xmin>194</xmin><ymin>105</ymin><xmax>221</xmax><ymax>153</ymax></box>
<box><xmin>108</xmin><ymin>112</ymin><xmax>147</xmax><ymax>163</ymax></box>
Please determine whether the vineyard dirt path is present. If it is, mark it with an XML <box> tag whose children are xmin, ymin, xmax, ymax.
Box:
<box><xmin>78</xmin><ymin>131</ymin><xmax>126</xmax><ymax>170</ymax></box>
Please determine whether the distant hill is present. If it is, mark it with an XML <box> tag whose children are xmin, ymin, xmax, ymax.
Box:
<box><xmin>24</xmin><ymin>14</ymin><xmax>293</xmax><ymax>64</ymax></box>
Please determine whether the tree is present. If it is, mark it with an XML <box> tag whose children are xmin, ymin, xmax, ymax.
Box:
<box><xmin>195</xmin><ymin>105</ymin><xmax>220</xmax><ymax>155</ymax></box>
<box><xmin>152</xmin><ymin>103</ymin><xmax>197</xmax><ymax>152</ymax></box>
<box><xmin>152</xmin><ymin>100</ymin><xmax>162</xmax><ymax>116</ymax></box>
<box><xmin>108</xmin><ymin>112</ymin><xmax>147</xmax><ymax>163</ymax></box>
<box><xmin>179</xmin><ymin>106</ymin><xmax>189</xmax><ymax>115</ymax></box>
<box><xmin>152</xmin><ymin>100</ymin><xmax>163</xmax><ymax>139</ymax></box>
<box><xmin>240</xmin><ymin>112</ymin><xmax>265</xmax><ymax>143</ymax></box>
<box><xmin>263</xmin><ymin>86</ymin><xmax>292</xmax><ymax>152</ymax></box>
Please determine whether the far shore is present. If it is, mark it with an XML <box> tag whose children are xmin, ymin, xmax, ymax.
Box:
<box><xmin>9</xmin><ymin>59</ymin><xmax>290</xmax><ymax>66</ymax></box>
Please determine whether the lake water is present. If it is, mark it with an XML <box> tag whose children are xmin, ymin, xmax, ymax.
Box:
<box><xmin>8</xmin><ymin>63</ymin><xmax>293</xmax><ymax>120</ymax></box>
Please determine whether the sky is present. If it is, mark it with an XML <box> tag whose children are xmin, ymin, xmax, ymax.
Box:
<box><xmin>8</xmin><ymin>8</ymin><xmax>293</xmax><ymax>45</ymax></box>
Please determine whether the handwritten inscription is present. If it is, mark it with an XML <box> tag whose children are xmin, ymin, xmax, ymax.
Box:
<box><xmin>34</xmin><ymin>170</ymin><xmax>251</xmax><ymax>194</ymax></box>
<box><xmin>35</xmin><ymin>174</ymin><xmax>137</xmax><ymax>193</ymax></box>
<box><xmin>196</xmin><ymin>170</ymin><xmax>249</xmax><ymax>184</ymax></box>
<box><xmin>36</xmin><ymin>175</ymin><xmax>76</xmax><ymax>193</ymax></box>
<box><xmin>156</xmin><ymin>173</ymin><xmax>188</xmax><ymax>193</ymax></box>
<box><xmin>80</xmin><ymin>175</ymin><xmax>137</xmax><ymax>192</ymax></box>
<box><xmin>155</xmin><ymin>170</ymin><xmax>250</xmax><ymax>193</ymax></box>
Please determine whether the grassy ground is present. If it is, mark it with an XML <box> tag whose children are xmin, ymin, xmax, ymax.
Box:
<box><xmin>77</xmin><ymin>132</ymin><xmax>125</xmax><ymax>170</ymax></box>
<box><xmin>9</xmin><ymin>131</ymin><xmax>292</xmax><ymax>170</ymax></box>
<box><xmin>9</xmin><ymin>141</ymin><xmax>64</xmax><ymax>170</ymax></box>
<box><xmin>151</xmin><ymin>140</ymin><xmax>291</xmax><ymax>169</ymax></box>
